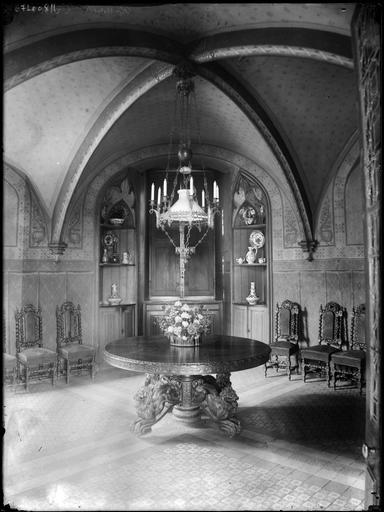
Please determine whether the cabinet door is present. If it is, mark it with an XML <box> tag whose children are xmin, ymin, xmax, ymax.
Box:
<box><xmin>144</xmin><ymin>306</ymin><xmax>165</xmax><ymax>336</ymax></box>
<box><xmin>248</xmin><ymin>306</ymin><xmax>269</xmax><ymax>343</ymax></box>
<box><xmin>98</xmin><ymin>308</ymin><xmax>121</xmax><ymax>361</ymax></box>
<box><xmin>204</xmin><ymin>303</ymin><xmax>222</xmax><ymax>335</ymax></box>
<box><xmin>122</xmin><ymin>305</ymin><xmax>136</xmax><ymax>337</ymax></box>
<box><xmin>232</xmin><ymin>305</ymin><xmax>248</xmax><ymax>337</ymax></box>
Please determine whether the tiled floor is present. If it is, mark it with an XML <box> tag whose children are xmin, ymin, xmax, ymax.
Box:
<box><xmin>3</xmin><ymin>365</ymin><xmax>366</xmax><ymax>511</ymax></box>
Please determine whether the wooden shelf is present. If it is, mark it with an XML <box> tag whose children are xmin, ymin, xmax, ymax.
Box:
<box><xmin>99</xmin><ymin>303</ymin><xmax>136</xmax><ymax>308</ymax></box>
<box><xmin>233</xmin><ymin>224</ymin><xmax>266</xmax><ymax>229</ymax></box>
<box><xmin>99</xmin><ymin>263</ymin><xmax>135</xmax><ymax>267</ymax></box>
<box><xmin>234</xmin><ymin>263</ymin><xmax>267</xmax><ymax>267</ymax></box>
<box><xmin>100</xmin><ymin>223</ymin><xmax>135</xmax><ymax>229</ymax></box>
<box><xmin>233</xmin><ymin>302</ymin><xmax>267</xmax><ymax>307</ymax></box>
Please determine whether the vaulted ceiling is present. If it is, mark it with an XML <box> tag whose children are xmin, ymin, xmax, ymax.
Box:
<box><xmin>3</xmin><ymin>3</ymin><xmax>359</xmax><ymax>243</ymax></box>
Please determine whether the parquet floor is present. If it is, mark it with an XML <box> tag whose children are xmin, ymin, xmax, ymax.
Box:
<box><xmin>3</xmin><ymin>365</ymin><xmax>365</xmax><ymax>511</ymax></box>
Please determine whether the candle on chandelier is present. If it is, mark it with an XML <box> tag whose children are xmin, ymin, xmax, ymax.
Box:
<box><xmin>189</xmin><ymin>176</ymin><xmax>194</xmax><ymax>195</ymax></box>
<box><xmin>151</xmin><ymin>182</ymin><xmax>155</xmax><ymax>201</ymax></box>
<box><xmin>213</xmin><ymin>181</ymin><xmax>218</xmax><ymax>200</ymax></box>
<box><xmin>157</xmin><ymin>187</ymin><xmax>161</xmax><ymax>205</ymax></box>
<box><xmin>163</xmin><ymin>178</ymin><xmax>167</xmax><ymax>197</ymax></box>
<box><xmin>201</xmin><ymin>189</ymin><xmax>205</xmax><ymax>208</ymax></box>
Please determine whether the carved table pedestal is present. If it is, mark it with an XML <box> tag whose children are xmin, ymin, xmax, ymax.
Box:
<box><xmin>104</xmin><ymin>334</ymin><xmax>270</xmax><ymax>438</ymax></box>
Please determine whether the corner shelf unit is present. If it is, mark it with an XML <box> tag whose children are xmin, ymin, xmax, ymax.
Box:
<box><xmin>231</xmin><ymin>173</ymin><xmax>270</xmax><ymax>343</ymax></box>
<box><xmin>97</xmin><ymin>177</ymin><xmax>138</xmax><ymax>358</ymax></box>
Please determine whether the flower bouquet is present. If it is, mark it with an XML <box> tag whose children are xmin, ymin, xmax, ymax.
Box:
<box><xmin>158</xmin><ymin>301</ymin><xmax>212</xmax><ymax>347</ymax></box>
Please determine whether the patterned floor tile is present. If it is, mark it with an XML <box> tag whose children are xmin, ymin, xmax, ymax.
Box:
<box><xmin>4</xmin><ymin>366</ymin><xmax>366</xmax><ymax>511</ymax></box>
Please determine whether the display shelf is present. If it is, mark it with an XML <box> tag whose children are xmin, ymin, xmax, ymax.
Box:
<box><xmin>99</xmin><ymin>263</ymin><xmax>135</xmax><ymax>267</ymax></box>
<box><xmin>234</xmin><ymin>263</ymin><xmax>267</xmax><ymax>267</ymax></box>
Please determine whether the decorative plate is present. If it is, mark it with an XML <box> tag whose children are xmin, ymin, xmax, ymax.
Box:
<box><xmin>249</xmin><ymin>230</ymin><xmax>265</xmax><ymax>249</ymax></box>
<box><xmin>109</xmin><ymin>218</ymin><xmax>125</xmax><ymax>225</ymax></box>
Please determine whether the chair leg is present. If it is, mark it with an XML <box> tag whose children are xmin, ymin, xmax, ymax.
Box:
<box><xmin>66</xmin><ymin>359</ymin><xmax>70</xmax><ymax>384</ymax></box>
<box><xmin>302</xmin><ymin>358</ymin><xmax>306</xmax><ymax>382</ymax></box>
<box><xmin>25</xmin><ymin>366</ymin><xmax>29</xmax><ymax>391</ymax></box>
<box><xmin>357</xmin><ymin>369</ymin><xmax>362</xmax><ymax>395</ymax></box>
<box><xmin>288</xmin><ymin>356</ymin><xmax>292</xmax><ymax>381</ymax></box>
<box><xmin>326</xmin><ymin>363</ymin><xmax>331</xmax><ymax>387</ymax></box>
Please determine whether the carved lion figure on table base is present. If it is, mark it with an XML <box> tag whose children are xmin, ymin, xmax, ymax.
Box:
<box><xmin>193</xmin><ymin>372</ymin><xmax>241</xmax><ymax>437</ymax></box>
<box><xmin>131</xmin><ymin>373</ymin><xmax>181</xmax><ymax>436</ymax></box>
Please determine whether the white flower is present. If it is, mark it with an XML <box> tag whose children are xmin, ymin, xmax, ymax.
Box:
<box><xmin>167</xmin><ymin>326</ymin><xmax>174</xmax><ymax>333</ymax></box>
<box><xmin>197</xmin><ymin>314</ymin><xmax>203</xmax><ymax>320</ymax></box>
<box><xmin>181</xmin><ymin>312</ymin><xmax>190</xmax><ymax>319</ymax></box>
<box><xmin>174</xmin><ymin>301</ymin><xmax>182</xmax><ymax>307</ymax></box>
<box><xmin>174</xmin><ymin>326</ymin><xmax>182</xmax><ymax>335</ymax></box>
<box><xmin>181</xmin><ymin>304</ymin><xmax>190</xmax><ymax>311</ymax></box>
<box><xmin>182</xmin><ymin>321</ymin><xmax>189</xmax><ymax>328</ymax></box>
<box><xmin>175</xmin><ymin>315</ymin><xmax>182</xmax><ymax>323</ymax></box>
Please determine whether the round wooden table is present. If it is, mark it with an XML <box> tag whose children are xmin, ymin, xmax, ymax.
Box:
<box><xmin>104</xmin><ymin>334</ymin><xmax>270</xmax><ymax>437</ymax></box>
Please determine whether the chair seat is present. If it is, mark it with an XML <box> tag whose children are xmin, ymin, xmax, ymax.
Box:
<box><xmin>302</xmin><ymin>344</ymin><xmax>340</xmax><ymax>362</ymax></box>
<box><xmin>4</xmin><ymin>353</ymin><xmax>17</xmax><ymax>369</ymax></box>
<box><xmin>17</xmin><ymin>347</ymin><xmax>57</xmax><ymax>365</ymax></box>
<box><xmin>332</xmin><ymin>350</ymin><xmax>366</xmax><ymax>366</ymax></box>
<box><xmin>59</xmin><ymin>343</ymin><xmax>95</xmax><ymax>360</ymax></box>
<box><xmin>270</xmin><ymin>340</ymin><xmax>299</xmax><ymax>356</ymax></box>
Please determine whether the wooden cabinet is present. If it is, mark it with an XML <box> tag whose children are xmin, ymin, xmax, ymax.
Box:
<box><xmin>143</xmin><ymin>301</ymin><xmax>223</xmax><ymax>337</ymax></box>
<box><xmin>98</xmin><ymin>304</ymin><xmax>136</xmax><ymax>360</ymax></box>
<box><xmin>232</xmin><ymin>304</ymin><xmax>269</xmax><ymax>343</ymax></box>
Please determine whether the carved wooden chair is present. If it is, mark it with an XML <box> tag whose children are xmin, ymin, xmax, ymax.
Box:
<box><xmin>15</xmin><ymin>304</ymin><xmax>57</xmax><ymax>390</ymax></box>
<box><xmin>331</xmin><ymin>304</ymin><xmax>366</xmax><ymax>393</ymax></box>
<box><xmin>56</xmin><ymin>301</ymin><xmax>96</xmax><ymax>384</ymax></box>
<box><xmin>265</xmin><ymin>300</ymin><xmax>302</xmax><ymax>380</ymax></box>
<box><xmin>301</xmin><ymin>301</ymin><xmax>348</xmax><ymax>386</ymax></box>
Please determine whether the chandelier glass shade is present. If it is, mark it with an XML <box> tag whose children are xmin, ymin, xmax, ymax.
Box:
<box><xmin>149</xmin><ymin>64</ymin><xmax>220</xmax><ymax>297</ymax></box>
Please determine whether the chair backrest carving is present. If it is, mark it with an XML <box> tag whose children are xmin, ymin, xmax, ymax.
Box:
<box><xmin>56</xmin><ymin>302</ymin><xmax>82</xmax><ymax>348</ymax></box>
<box><xmin>15</xmin><ymin>304</ymin><xmax>43</xmax><ymax>352</ymax></box>
<box><xmin>350</xmin><ymin>304</ymin><xmax>366</xmax><ymax>351</ymax></box>
<box><xmin>275</xmin><ymin>300</ymin><xmax>301</xmax><ymax>343</ymax></box>
<box><xmin>318</xmin><ymin>301</ymin><xmax>348</xmax><ymax>348</ymax></box>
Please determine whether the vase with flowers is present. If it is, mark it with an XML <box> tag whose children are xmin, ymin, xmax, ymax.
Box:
<box><xmin>158</xmin><ymin>301</ymin><xmax>212</xmax><ymax>347</ymax></box>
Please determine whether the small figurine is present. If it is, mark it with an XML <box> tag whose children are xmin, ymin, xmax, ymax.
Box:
<box><xmin>108</xmin><ymin>283</ymin><xmax>122</xmax><ymax>305</ymax></box>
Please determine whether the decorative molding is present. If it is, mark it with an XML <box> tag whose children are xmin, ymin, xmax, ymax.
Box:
<box><xmin>29</xmin><ymin>195</ymin><xmax>48</xmax><ymax>247</ymax></box>
<box><xmin>192</xmin><ymin>45</ymin><xmax>353</xmax><ymax>69</ymax></box>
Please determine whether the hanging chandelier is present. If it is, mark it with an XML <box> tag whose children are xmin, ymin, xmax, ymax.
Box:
<box><xmin>149</xmin><ymin>64</ymin><xmax>220</xmax><ymax>298</ymax></box>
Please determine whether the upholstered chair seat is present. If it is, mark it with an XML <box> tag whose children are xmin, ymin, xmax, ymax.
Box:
<box><xmin>4</xmin><ymin>352</ymin><xmax>17</xmax><ymax>369</ymax></box>
<box><xmin>17</xmin><ymin>347</ymin><xmax>57</xmax><ymax>365</ymax></box>
<box><xmin>4</xmin><ymin>353</ymin><xmax>17</xmax><ymax>387</ymax></box>
<box><xmin>59</xmin><ymin>342</ymin><xmax>96</xmax><ymax>360</ymax></box>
